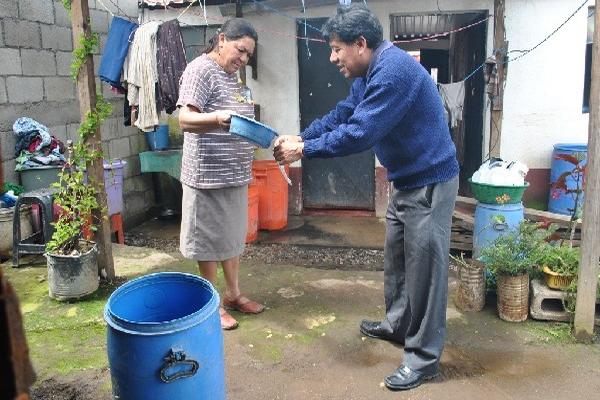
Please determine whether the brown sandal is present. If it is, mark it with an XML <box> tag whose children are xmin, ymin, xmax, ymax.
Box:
<box><xmin>219</xmin><ymin>307</ymin><xmax>239</xmax><ymax>330</ymax></box>
<box><xmin>223</xmin><ymin>294</ymin><xmax>265</xmax><ymax>314</ymax></box>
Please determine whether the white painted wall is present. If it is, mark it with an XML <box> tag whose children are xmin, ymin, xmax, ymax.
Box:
<box><xmin>145</xmin><ymin>0</ymin><xmax>591</xmax><ymax>171</ymax></box>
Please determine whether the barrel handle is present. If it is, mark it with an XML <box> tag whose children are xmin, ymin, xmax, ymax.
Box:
<box><xmin>160</xmin><ymin>348</ymin><xmax>199</xmax><ymax>383</ymax></box>
<box><xmin>493</xmin><ymin>222</ymin><xmax>509</xmax><ymax>231</ymax></box>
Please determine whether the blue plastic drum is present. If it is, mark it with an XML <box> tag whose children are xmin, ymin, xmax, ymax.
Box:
<box><xmin>548</xmin><ymin>143</ymin><xmax>587</xmax><ymax>215</ymax></box>
<box><xmin>473</xmin><ymin>202</ymin><xmax>524</xmax><ymax>259</ymax></box>
<box><xmin>104</xmin><ymin>272</ymin><xmax>225</xmax><ymax>400</ymax></box>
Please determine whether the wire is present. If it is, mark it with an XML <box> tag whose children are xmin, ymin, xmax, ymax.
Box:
<box><xmin>393</xmin><ymin>15</ymin><xmax>491</xmax><ymax>44</ymax></box>
<box><xmin>250</xmin><ymin>0</ymin><xmax>323</xmax><ymax>34</ymax></box>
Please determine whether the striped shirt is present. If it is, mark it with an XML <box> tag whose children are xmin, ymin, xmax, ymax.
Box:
<box><xmin>177</xmin><ymin>54</ymin><xmax>255</xmax><ymax>189</ymax></box>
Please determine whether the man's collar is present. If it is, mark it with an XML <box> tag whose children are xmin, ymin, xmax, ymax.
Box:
<box><xmin>366</xmin><ymin>40</ymin><xmax>394</xmax><ymax>78</ymax></box>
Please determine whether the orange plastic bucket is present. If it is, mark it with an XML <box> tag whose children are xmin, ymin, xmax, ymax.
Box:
<box><xmin>252</xmin><ymin>160</ymin><xmax>289</xmax><ymax>230</ymax></box>
<box><xmin>246</xmin><ymin>183</ymin><xmax>259</xmax><ymax>243</ymax></box>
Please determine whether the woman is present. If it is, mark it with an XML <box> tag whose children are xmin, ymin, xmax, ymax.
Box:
<box><xmin>177</xmin><ymin>18</ymin><xmax>263</xmax><ymax>330</ymax></box>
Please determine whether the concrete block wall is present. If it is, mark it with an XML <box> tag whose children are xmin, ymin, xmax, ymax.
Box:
<box><xmin>0</xmin><ymin>1</ymin><xmax>155</xmax><ymax>227</ymax></box>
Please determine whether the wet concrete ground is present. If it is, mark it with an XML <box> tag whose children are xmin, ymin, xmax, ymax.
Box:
<box><xmin>6</xmin><ymin>215</ymin><xmax>600</xmax><ymax>399</ymax></box>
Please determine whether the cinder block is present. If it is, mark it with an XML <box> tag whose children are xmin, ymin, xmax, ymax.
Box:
<box><xmin>4</xmin><ymin>19</ymin><xmax>42</xmax><ymax>49</ymax></box>
<box><xmin>0</xmin><ymin>78</ymin><xmax>7</xmax><ymax>104</ymax></box>
<box><xmin>48</xmin><ymin>125</ymin><xmax>68</xmax><ymax>143</ymax></box>
<box><xmin>0</xmin><ymin>48</ymin><xmax>23</xmax><ymax>75</ymax></box>
<box><xmin>41</xmin><ymin>25</ymin><xmax>73</xmax><ymax>51</ymax></box>
<box><xmin>2</xmin><ymin>160</ymin><xmax>18</xmax><ymax>185</ymax></box>
<box><xmin>44</xmin><ymin>77</ymin><xmax>76</xmax><ymax>101</ymax></box>
<box><xmin>54</xmin><ymin>1</ymin><xmax>71</xmax><ymax>27</ymax></box>
<box><xmin>530</xmin><ymin>279</ymin><xmax>571</xmax><ymax>323</ymax></box>
<box><xmin>0</xmin><ymin>24</ymin><xmax>4</xmax><ymax>46</ymax></box>
<box><xmin>129</xmin><ymin>132</ymin><xmax>148</xmax><ymax>154</ymax></box>
<box><xmin>21</xmin><ymin>49</ymin><xmax>57</xmax><ymax>76</ymax></box>
<box><xmin>19</xmin><ymin>0</ymin><xmax>54</xmax><ymax>24</ymax></box>
<box><xmin>100</xmin><ymin>118</ymin><xmax>120</xmax><ymax>141</ymax></box>
<box><xmin>0</xmin><ymin>132</ymin><xmax>16</xmax><ymax>160</ymax></box>
<box><xmin>6</xmin><ymin>77</ymin><xmax>44</xmax><ymax>103</ymax></box>
<box><xmin>0</xmin><ymin>0</ymin><xmax>19</xmax><ymax>18</ymax></box>
<box><xmin>56</xmin><ymin>51</ymin><xmax>73</xmax><ymax>76</ymax></box>
<box><xmin>102</xmin><ymin>141</ymin><xmax>110</xmax><ymax>159</ymax></box>
<box><xmin>118</xmin><ymin>0</ymin><xmax>140</xmax><ymax>18</ymax></box>
<box><xmin>109</xmin><ymin>137</ymin><xmax>131</xmax><ymax>160</ymax></box>
<box><xmin>90</xmin><ymin>9</ymin><xmax>110</xmax><ymax>33</ymax></box>
<box><xmin>123</xmin><ymin>155</ymin><xmax>141</xmax><ymax>178</ymax></box>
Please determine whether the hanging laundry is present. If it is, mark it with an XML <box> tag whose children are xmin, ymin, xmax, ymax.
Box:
<box><xmin>438</xmin><ymin>81</ymin><xmax>465</xmax><ymax>129</ymax></box>
<box><xmin>126</xmin><ymin>21</ymin><xmax>161</xmax><ymax>132</ymax></box>
<box><xmin>99</xmin><ymin>17</ymin><xmax>138</xmax><ymax>90</ymax></box>
<box><xmin>13</xmin><ymin>117</ymin><xmax>52</xmax><ymax>156</ymax></box>
<box><xmin>157</xmin><ymin>20</ymin><xmax>187</xmax><ymax>114</ymax></box>
<box><xmin>12</xmin><ymin>118</ymin><xmax>66</xmax><ymax>171</ymax></box>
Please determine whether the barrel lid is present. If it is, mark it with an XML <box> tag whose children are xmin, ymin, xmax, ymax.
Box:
<box><xmin>553</xmin><ymin>143</ymin><xmax>587</xmax><ymax>152</ymax></box>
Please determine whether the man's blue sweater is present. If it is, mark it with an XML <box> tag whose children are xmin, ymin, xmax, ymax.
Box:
<box><xmin>301</xmin><ymin>41</ymin><xmax>459</xmax><ymax>190</ymax></box>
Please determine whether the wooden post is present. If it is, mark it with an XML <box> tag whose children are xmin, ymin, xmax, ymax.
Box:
<box><xmin>70</xmin><ymin>1</ymin><xmax>115</xmax><ymax>280</ymax></box>
<box><xmin>574</xmin><ymin>0</ymin><xmax>600</xmax><ymax>340</ymax></box>
<box><xmin>489</xmin><ymin>0</ymin><xmax>507</xmax><ymax>158</ymax></box>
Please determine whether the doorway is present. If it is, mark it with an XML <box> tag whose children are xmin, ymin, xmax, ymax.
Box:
<box><xmin>297</xmin><ymin>18</ymin><xmax>375</xmax><ymax>211</ymax></box>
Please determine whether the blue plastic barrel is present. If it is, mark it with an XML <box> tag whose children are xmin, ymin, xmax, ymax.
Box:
<box><xmin>473</xmin><ymin>202</ymin><xmax>524</xmax><ymax>259</ymax></box>
<box><xmin>145</xmin><ymin>124</ymin><xmax>170</xmax><ymax>151</ymax></box>
<box><xmin>548</xmin><ymin>143</ymin><xmax>587</xmax><ymax>215</ymax></box>
<box><xmin>104</xmin><ymin>272</ymin><xmax>225</xmax><ymax>400</ymax></box>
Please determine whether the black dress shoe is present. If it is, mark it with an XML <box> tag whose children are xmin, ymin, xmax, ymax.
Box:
<box><xmin>359</xmin><ymin>320</ymin><xmax>403</xmax><ymax>344</ymax></box>
<box><xmin>384</xmin><ymin>364</ymin><xmax>438</xmax><ymax>391</ymax></box>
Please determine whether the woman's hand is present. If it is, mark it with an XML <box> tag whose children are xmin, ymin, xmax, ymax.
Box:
<box><xmin>214</xmin><ymin>110</ymin><xmax>234</xmax><ymax>128</ymax></box>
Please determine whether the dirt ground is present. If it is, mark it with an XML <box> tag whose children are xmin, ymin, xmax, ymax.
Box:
<box><xmin>5</xmin><ymin>216</ymin><xmax>600</xmax><ymax>399</ymax></box>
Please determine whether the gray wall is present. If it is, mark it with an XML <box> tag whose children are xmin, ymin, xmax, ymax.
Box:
<box><xmin>0</xmin><ymin>0</ymin><xmax>155</xmax><ymax>227</ymax></box>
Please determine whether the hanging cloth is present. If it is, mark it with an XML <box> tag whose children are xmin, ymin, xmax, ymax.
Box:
<box><xmin>156</xmin><ymin>20</ymin><xmax>187</xmax><ymax>114</ymax></box>
<box><xmin>438</xmin><ymin>82</ymin><xmax>465</xmax><ymax>128</ymax></box>
<box><xmin>126</xmin><ymin>21</ymin><xmax>161</xmax><ymax>132</ymax></box>
<box><xmin>99</xmin><ymin>17</ymin><xmax>138</xmax><ymax>90</ymax></box>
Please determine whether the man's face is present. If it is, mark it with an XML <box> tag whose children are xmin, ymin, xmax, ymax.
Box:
<box><xmin>329</xmin><ymin>37</ymin><xmax>369</xmax><ymax>78</ymax></box>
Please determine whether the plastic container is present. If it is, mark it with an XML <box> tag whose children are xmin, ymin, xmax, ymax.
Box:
<box><xmin>468</xmin><ymin>178</ymin><xmax>529</xmax><ymax>205</ymax></box>
<box><xmin>252</xmin><ymin>160</ymin><xmax>289</xmax><ymax>230</ymax></box>
<box><xmin>229</xmin><ymin>114</ymin><xmax>278</xmax><ymax>148</ymax></box>
<box><xmin>473</xmin><ymin>202</ymin><xmax>524</xmax><ymax>259</ymax></box>
<box><xmin>104</xmin><ymin>159</ymin><xmax>127</xmax><ymax>216</ymax></box>
<box><xmin>104</xmin><ymin>272</ymin><xmax>225</xmax><ymax>400</ymax></box>
<box><xmin>145</xmin><ymin>124</ymin><xmax>170</xmax><ymax>151</ymax></box>
<box><xmin>548</xmin><ymin>143</ymin><xmax>587</xmax><ymax>215</ymax></box>
<box><xmin>0</xmin><ymin>206</ymin><xmax>32</xmax><ymax>257</ymax></box>
<box><xmin>19</xmin><ymin>166</ymin><xmax>62</xmax><ymax>192</ymax></box>
<box><xmin>246</xmin><ymin>183</ymin><xmax>259</xmax><ymax>243</ymax></box>
<box><xmin>542</xmin><ymin>266</ymin><xmax>575</xmax><ymax>290</ymax></box>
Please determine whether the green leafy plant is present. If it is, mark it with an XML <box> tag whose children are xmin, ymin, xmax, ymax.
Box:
<box><xmin>61</xmin><ymin>0</ymin><xmax>72</xmax><ymax>12</ymax></box>
<box><xmin>71</xmin><ymin>31</ymin><xmax>99</xmax><ymax>81</ymax></box>
<box><xmin>46</xmin><ymin>97</ymin><xmax>112</xmax><ymax>255</ymax></box>
<box><xmin>479</xmin><ymin>220</ymin><xmax>552</xmax><ymax>276</ymax></box>
<box><xmin>538</xmin><ymin>243</ymin><xmax>580</xmax><ymax>276</ymax></box>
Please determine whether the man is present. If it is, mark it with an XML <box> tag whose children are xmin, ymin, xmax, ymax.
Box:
<box><xmin>274</xmin><ymin>4</ymin><xmax>459</xmax><ymax>391</ymax></box>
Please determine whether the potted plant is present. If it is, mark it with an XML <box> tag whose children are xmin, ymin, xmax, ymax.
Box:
<box><xmin>479</xmin><ymin>220</ymin><xmax>549</xmax><ymax>322</ymax></box>
<box><xmin>537</xmin><ymin>243</ymin><xmax>579</xmax><ymax>291</ymax></box>
<box><xmin>450</xmin><ymin>252</ymin><xmax>485</xmax><ymax>312</ymax></box>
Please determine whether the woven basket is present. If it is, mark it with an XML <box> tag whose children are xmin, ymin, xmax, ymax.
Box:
<box><xmin>542</xmin><ymin>266</ymin><xmax>575</xmax><ymax>291</ymax></box>
<box><xmin>468</xmin><ymin>179</ymin><xmax>529</xmax><ymax>204</ymax></box>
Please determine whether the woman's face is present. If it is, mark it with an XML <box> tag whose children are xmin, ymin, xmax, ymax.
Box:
<box><xmin>218</xmin><ymin>34</ymin><xmax>256</xmax><ymax>74</ymax></box>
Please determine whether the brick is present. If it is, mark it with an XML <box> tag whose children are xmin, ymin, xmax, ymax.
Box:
<box><xmin>54</xmin><ymin>1</ymin><xmax>71</xmax><ymax>27</ymax></box>
<box><xmin>109</xmin><ymin>137</ymin><xmax>130</xmax><ymax>159</ymax></box>
<box><xmin>4</xmin><ymin>19</ymin><xmax>42</xmax><ymax>49</ymax></box>
<box><xmin>0</xmin><ymin>0</ymin><xmax>19</xmax><ymax>18</ymax></box>
<box><xmin>93</xmin><ymin>54</ymin><xmax>101</xmax><ymax>76</ymax></box>
<box><xmin>0</xmin><ymin>78</ymin><xmax>6</xmax><ymax>104</ymax></box>
<box><xmin>123</xmin><ymin>155</ymin><xmax>141</xmax><ymax>178</ymax></box>
<box><xmin>100</xmin><ymin>118</ymin><xmax>120</xmax><ymax>140</ymax></box>
<box><xmin>21</xmin><ymin>49</ymin><xmax>57</xmax><ymax>76</ymax></box>
<box><xmin>2</xmin><ymin>160</ymin><xmax>18</xmax><ymax>185</ymax></box>
<box><xmin>44</xmin><ymin>77</ymin><xmax>76</xmax><ymax>101</ymax></box>
<box><xmin>90</xmin><ymin>9</ymin><xmax>109</xmax><ymax>33</ymax></box>
<box><xmin>6</xmin><ymin>77</ymin><xmax>43</xmax><ymax>103</ymax></box>
<box><xmin>41</xmin><ymin>25</ymin><xmax>73</xmax><ymax>51</ymax></box>
<box><xmin>1</xmin><ymin>132</ymin><xmax>16</xmax><ymax>160</ymax></box>
<box><xmin>102</xmin><ymin>141</ymin><xmax>110</xmax><ymax>159</ymax></box>
<box><xmin>129</xmin><ymin>131</ymin><xmax>148</xmax><ymax>154</ymax></box>
<box><xmin>0</xmin><ymin>49</ymin><xmax>22</xmax><ymax>75</ymax></box>
<box><xmin>48</xmin><ymin>125</ymin><xmax>68</xmax><ymax>143</ymax></box>
<box><xmin>19</xmin><ymin>0</ymin><xmax>54</xmax><ymax>24</ymax></box>
<box><xmin>56</xmin><ymin>51</ymin><xmax>73</xmax><ymax>76</ymax></box>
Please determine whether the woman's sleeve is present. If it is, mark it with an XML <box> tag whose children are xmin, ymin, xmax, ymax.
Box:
<box><xmin>176</xmin><ymin>64</ymin><xmax>213</xmax><ymax>112</ymax></box>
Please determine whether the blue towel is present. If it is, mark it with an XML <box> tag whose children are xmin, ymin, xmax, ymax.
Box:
<box><xmin>99</xmin><ymin>17</ymin><xmax>138</xmax><ymax>89</ymax></box>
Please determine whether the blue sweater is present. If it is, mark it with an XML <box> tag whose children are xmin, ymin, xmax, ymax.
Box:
<box><xmin>301</xmin><ymin>41</ymin><xmax>459</xmax><ymax>190</ymax></box>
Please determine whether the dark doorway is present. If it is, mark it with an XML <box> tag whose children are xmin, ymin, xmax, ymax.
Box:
<box><xmin>297</xmin><ymin>18</ymin><xmax>375</xmax><ymax>211</ymax></box>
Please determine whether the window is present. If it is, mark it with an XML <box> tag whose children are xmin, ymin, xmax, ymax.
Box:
<box><xmin>583</xmin><ymin>7</ymin><xmax>594</xmax><ymax>113</ymax></box>
<box><xmin>180</xmin><ymin>25</ymin><xmax>221</xmax><ymax>63</ymax></box>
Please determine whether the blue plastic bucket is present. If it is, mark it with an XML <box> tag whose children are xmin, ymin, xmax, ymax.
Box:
<box><xmin>145</xmin><ymin>124</ymin><xmax>170</xmax><ymax>151</ymax></box>
<box><xmin>548</xmin><ymin>143</ymin><xmax>587</xmax><ymax>215</ymax></box>
<box><xmin>229</xmin><ymin>114</ymin><xmax>278</xmax><ymax>148</ymax></box>
<box><xmin>473</xmin><ymin>202</ymin><xmax>524</xmax><ymax>259</ymax></box>
<box><xmin>104</xmin><ymin>272</ymin><xmax>225</xmax><ymax>400</ymax></box>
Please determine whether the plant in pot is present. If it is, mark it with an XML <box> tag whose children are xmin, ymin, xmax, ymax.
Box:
<box><xmin>450</xmin><ymin>252</ymin><xmax>486</xmax><ymax>312</ymax></box>
<box><xmin>45</xmin><ymin>98</ymin><xmax>111</xmax><ymax>301</ymax></box>
<box><xmin>537</xmin><ymin>243</ymin><xmax>580</xmax><ymax>291</ymax></box>
<box><xmin>479</xmin><ymin>220</ymin><xmax>549</xmax><ymax>322</ymax></box>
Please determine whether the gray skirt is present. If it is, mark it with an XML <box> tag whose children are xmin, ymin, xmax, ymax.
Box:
<box><xmin>180</xmin><ymin>184</ymin><xmax>248</xmax><ymax>261</ymax></box>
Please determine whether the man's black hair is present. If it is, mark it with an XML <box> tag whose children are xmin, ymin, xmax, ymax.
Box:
<box><xmin>321</xmin><ymin>4</ymin><xmax>383</xmax><ymax>49</ymax></box>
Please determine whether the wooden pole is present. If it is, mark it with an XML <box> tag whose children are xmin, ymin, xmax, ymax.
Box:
<box><xmin>70</xmin><ymin>1</ymin><xmax>115</xmax><ymax>280</ymax></box>
<box><xmin>574</xmin><ymin>1</ymin><xmax>600</xmax><ymax>340</ymax></box>
<box><xmin>489</xmin><ymin>0</ymin><xmax>507</xmax><ymax>158</ymax></box>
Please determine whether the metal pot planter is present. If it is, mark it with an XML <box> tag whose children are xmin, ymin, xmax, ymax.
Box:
<box><xmin>46</xmin><ymin>243</ymin><xmax>99</xmax><ymax>300</ymax></box>
<box><xmin>496</xmin><ymin>273</ymin><xmax>529</xmax><ymax>322</ymax></box>
<box><xmin>455</xmin><ymin>261</ymin><xmax>486</xmax><ymax>312</ymax></box>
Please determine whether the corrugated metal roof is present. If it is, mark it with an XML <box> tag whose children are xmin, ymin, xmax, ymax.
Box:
<box><xmin>391</xmin><ymin>13</ymin><xmax>481</xmax><ymax>39</ymax></box>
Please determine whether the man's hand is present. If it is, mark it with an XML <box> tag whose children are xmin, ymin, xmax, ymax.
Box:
<box><xmin>274</xmin><ymin>137</ymin><xmax>304</xmax><ymax>164</ymax></box>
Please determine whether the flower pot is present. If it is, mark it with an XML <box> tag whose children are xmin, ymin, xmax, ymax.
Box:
<box><xmin>496</xmin><ymin>273</ymin><xmax>529</xmax><ymax>322</ymax></box>
<box><xmin>542</xmin><ymin>265</ymin><xmax>575</xmax><ymax>291</ymax></box>
<box><xmin>0</xmin><ymin>206</ymin><xmax>32</xmax><ymax>258</ymax></box>
<box><xmin>46</xmin><ymin>243</ymin><xmax>99</xmax><ymax>301</ymax></box>
<box><xmin>455</xmin><ymin>260</ymin><xmax>486</xmax><ymax>312</ymax></box>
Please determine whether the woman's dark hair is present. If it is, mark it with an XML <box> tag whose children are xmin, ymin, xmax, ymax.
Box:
<box><xmin>322</xmin><ymin>4</ymin><xmax>383</xmax><ymax>49</ymax></box>
<box><xmin>203</xmin><ymin>18</ymin><xmax>258</xmax><ymax>54</ymax></box>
